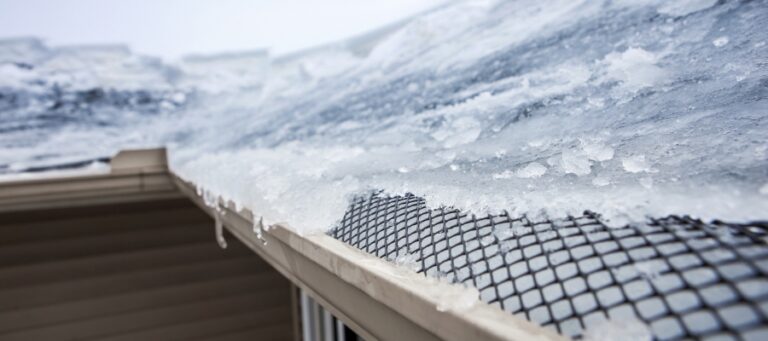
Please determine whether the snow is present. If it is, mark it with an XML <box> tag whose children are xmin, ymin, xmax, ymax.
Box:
<box><xmin>0</xmin><ymin>0</ymin><xmax>767</xmax><ymax>234</ymax></box>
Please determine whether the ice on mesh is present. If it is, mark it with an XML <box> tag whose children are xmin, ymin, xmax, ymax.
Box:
<box><xmin>435</xmin><ymin>283</ymin><xmax>479</xmax><ymax>313</ymax></box>
<box><xmin>1</xmin><ymin>0</ymin><xmax>767</xmax><ymax>235</ymax></box>
<box><xmin>633</xmin><ymin>260</ymin><xmax>663</xmax><ymax>281</ymax></box>
<box><xmin>391</xmin><ymin>251</ymin><xmax>421</xmax><ymax>272</ymax></box>
<box><xmin>583</xmin><ymin>319</ymin><xmax>652</xmax><ymax>341</ymax></box>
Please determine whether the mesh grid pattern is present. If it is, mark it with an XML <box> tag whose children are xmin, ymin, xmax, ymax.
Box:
<box><xmin>329</xmin><ymin>192</ymin><xmax>768</xmax><ymax>340</ymax></box>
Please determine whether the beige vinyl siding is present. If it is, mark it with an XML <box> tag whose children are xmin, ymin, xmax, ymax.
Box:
<box><xmin>0</xmin><ymin>198</ymin><xmax>295</xmax><ymax>341</ymax></box>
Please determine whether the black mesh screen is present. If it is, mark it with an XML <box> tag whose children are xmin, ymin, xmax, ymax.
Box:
<box><xmin>328</xmin><ymin>192</ymin><xmax>768</xmax><ymax>340</ymax></box>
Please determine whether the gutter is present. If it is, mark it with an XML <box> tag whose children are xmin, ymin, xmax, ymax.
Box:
<box><xmin>0</xmin><ymin>149</ymin><xmax>181</xmax><ymax>213</ymax></box>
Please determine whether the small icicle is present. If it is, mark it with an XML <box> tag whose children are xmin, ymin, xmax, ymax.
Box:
<box><xmin>252</xmin><ymin>216</ymin><xmax>268</xmax><ymax>245</ymax></box>
<box><xmin>214</xmin><ymin>213</ymin><xmax>228</xmax><ymax>249</ymax></box>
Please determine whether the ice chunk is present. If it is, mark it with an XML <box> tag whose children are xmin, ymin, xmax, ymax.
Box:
<box><xmin>713</xmin><ymin>36</ymin><xmax>730</xmax><ymax>47</ymax></box>
<box><xmin>602</xmin><ymin>47</ymin><xmax>665</xmax><ymax>91</ymax></box>
<box><xmin>515</xmin><ymin>162</ymin><xmax>547</xmax><ymax>178</ymax></box>
<box><xmin>581</xmin><ymin>139</ymin><xmax>614</xmax><ymax>162</ymax></box>
<box><xmin>431</xmin><ymin>116</ymin><xmax>482</xmax><ymax>148</ymax></box>
<box><xmin>561</xmin><ymin>149</ymin><xmax>592</xmax><ymax>176</ymax></box>
<box><xmin>622</xmin><ymin>155</ymin><xmax>654</xmax><ymax>173</ymax></box>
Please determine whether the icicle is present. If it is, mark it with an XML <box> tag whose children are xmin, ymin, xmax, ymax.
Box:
<box><xmin>214</xmin><ymin>213</ymin><xmax>228</xmax><ymax>249</ymax></box>
<box><xmin>252</xmin><ymin>216</ymin><xmax>268</xmax><ymax>245</ymax></box>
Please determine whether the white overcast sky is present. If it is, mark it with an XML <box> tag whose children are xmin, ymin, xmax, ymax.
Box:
<box><xmin>0</xmin><ymin>0</ymin><xmax>445</xmax><ymax>60</ymax></box>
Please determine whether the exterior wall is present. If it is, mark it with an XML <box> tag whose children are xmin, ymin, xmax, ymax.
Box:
<box><xmin>0</xmin><ymin>198</ymin><xmax>295</xmax><ymax>341</ymax></box>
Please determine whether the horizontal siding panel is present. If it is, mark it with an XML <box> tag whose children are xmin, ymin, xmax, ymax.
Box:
<box><xmin>0</xmin><ymin>224</ymin><xmax>215</xmax><ymax>267</ymax></box>
<box><xmin>0</xmin><ymin>198</ymin><xmax>195</xmax><ymax>225</ymax></box>
<box><xmin>98</xmin><ymin>307</ymin><xmax>292</xmax><ymax>341</ymax></box>
<box><xmin>0</xmin><ymin>272</ymin><xmax>284</xmax><ymax>333</ymax></box>
<box><xmin>0</xmin><ymin>290</ymin><xmax>289</xmax><ymax>340</ymax></box>
<box><xmin>0</xmin><ymin>205</ymin><xmax>210</xmax><ymax>246</ymax></box>
<box><xmin>0</xmin><ymin>257</ymin><xmax>264</xmax><ymax>311</ymax></box>
<box><xmin>193</xmin><ymin>323</ymin><xmax>294</xmax><ymax>341</ymax></box>
<box><xmin>0</xmin><ymin>198</ymin><xmax>293</xmax><ymax>340</ymax></box>
<box><xmin>0</xmin><ymin>242</ymin><xmax>253</xmax><ymax>289</ymax></box>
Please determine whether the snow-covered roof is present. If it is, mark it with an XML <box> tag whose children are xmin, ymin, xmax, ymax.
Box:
<box><xmin>1</xmin><ymin>1</ymin><xmax>767</xmax><ymax>339</ymax></box>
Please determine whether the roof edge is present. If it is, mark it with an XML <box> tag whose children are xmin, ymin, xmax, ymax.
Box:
<box><xmin>0</xmin><ymin>148</ymin><xmax>180</xmax><ymax>213</ymax></box>
<box><xmin>172</xmin><ymin>173</ymin><xmax>565</xmax><ymax>341</ymax></box>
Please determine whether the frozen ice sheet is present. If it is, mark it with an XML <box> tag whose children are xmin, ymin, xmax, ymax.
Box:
<box><xmin>0</xmin><ymin>0</ymin><xmax>766</xmax><ymax>233</ymax></box>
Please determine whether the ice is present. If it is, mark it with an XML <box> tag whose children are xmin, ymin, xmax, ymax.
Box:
<box><xmin>657</xmin><ymin>0</ymin><xmax>718</xmax><ymax>17</ymax></box>
<box><xmin>592</xmin><ymin>176</ymin><xmax>610</xmax><ymax>187</ymax></box>
<box><xmin>560</xmin><ymin>149</ymin><xmax>593</xmax><ymax>176</ymax></box>
<box><xmin>581</xmin><ymin>139</ymin><xmax>614</xmax><ymax>162</ymax></box>
<box><xmin>639</xmin><ymin>177</ymin><xmax>654</xmax><ymax>189</ymax></box>
<box><xmin>602</xmin><ymin>47</ymin><xmax>665</xmax><ymax>91</ymax></box>
<box><xmin>517</xmin><ymin>162</ymin><xmax>548</xmax><ymax>179</ymax></box>
<box><xmin>1</xmin><ymin>0</ymin><xmax>767</xmax><ymax>235</ymax></box>
<box><xmin>712</xmin><ymin>36</ymin><xmax>730</xmax><ymax>47</ymax></box>
<box><xmin>583</xmin><ymin>319</ymin><xmax>652</xmax><ymax>341</ymax></box>
<box><xmin>491</xmin><ymin>170</ymin><xmax>514</xmax><ymax>180</ymax></box>
<box><xmin>633</xmin><ymin>260</ymin><xmax>662</xmax><ymax>280</ymax></box>
<box><xmin>177</xmin><ymin>50</ymin><xmax>269</xmax><ymax>94</ymax></box>
<box><xmin>391</xmin><ymin>251</ymin><xmax>421</xmax><ymax>272</ymax></box>
<box><xmin>622</xmin><ymin>155</ymin><xmax>654</xmax><ymax>174</ymax></box>
<box><xmin>493</xmin><ymin>162</ymin><xmax>547</xmax><ymax>179</ymax></box>
<box><xmin>435</xmin><ymin>283</ymin><xmax>479</xmax><ymax>312</ymax></box>
<box><xmin>214</xmin><ymin>214</ymin><xmax>228</xmax><ymax>249</ymax></box>
<box><xmin>252</xmin><ymin>216</ymin><xmax>267</xmax><ymax>245</ymax></box>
